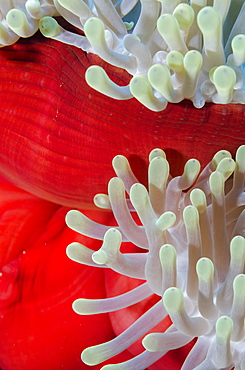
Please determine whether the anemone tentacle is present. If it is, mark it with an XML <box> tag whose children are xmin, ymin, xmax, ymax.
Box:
<box><xmin>0</xmin><ymin>1</ymin><xmax>245</xmax><ymax>110</ymax></box>
<box><xmin>66</xmin><ymin>145</ymin><xmax>245</xmax><ymax>369</ymax></box>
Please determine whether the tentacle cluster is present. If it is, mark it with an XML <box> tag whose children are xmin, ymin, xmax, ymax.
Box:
<box><xmin>66</xmin><ymin>145</ymin><xmax>245</xmax><ymax>370</ymax></box>
<box><xmin>1</xmin><ymin>1</ymin><xmax>245</xmax><ymax>111</ymax></box>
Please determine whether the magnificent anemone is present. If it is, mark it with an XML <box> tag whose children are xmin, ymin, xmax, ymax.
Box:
<box><xmin>1</xmin><ymin>2</ymin><xmax>245</xmax><ymax>370</ymax></box>
<box><xmin>66</xmin><ymin>145</ymin><xmax>245</xmax><ymax>369</ymax></box>
<box><xmin>0</xmin><ymin>0</ymin><xmax>245</xmax><ymax>110</ymax></box>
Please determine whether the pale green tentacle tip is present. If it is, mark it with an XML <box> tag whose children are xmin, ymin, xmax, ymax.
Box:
<box><xmin>72</xmin><ymin>298</ymin><xmax>88</xmax><ymax>315</ymax></box>
<box><xmin>182</xmin><ymin>50</ymin><xmax>203</xmax><ymax>98</ymax></box>
<box><xmin>233</xmin><ymin>274</ymin><xmax>245</xmax><ymax>300</ymax></box>
<box><xmin>105</xmin><ymin>228</ymin><xmax>122</xmax><ymax>242</ymax></box>
<box><xmin>149</xmin><ymin>148</ymin><xmax>166</xmax><ymax>162</ymax></box>
<box><xmin>148</xmin><ymin>65</ymin><xmax>171</xmax><ymax>101</ymax></box>
<box><xmin>156</xmin><ymin>212</ymin><xmax>176</xmax><ymax>230</ymax></box>
<box><xmin>209</xmin><ymin>65</ymin><xmax>236</xmax><ymax>88</ymax></box>
<box><xmin>112</xmin><ymin>155</ymin><xmax>131</xmax><ymax>175</ymax></box>
<box><xmin>142</xmin><ymin>331</ymin><xmax>169</xmax><ymax>352</ymax></box>
<box><xmin>196</xmin><ymin>258</ymin><xmax>214</xmax><ymax>283</ymax></box>
<box><xmin>108</xmin><ymin>176</ymin><xmax>124</xmax><ymax>192</ymax></box>
<box><xmin>211</xmin><ymin>149</ymin><xmax>231</xmax><ymax>170</ymax></box>
<box><xmin>163</xmin><ymin>287</ymin><xmax>184</xmax><ymax>314</ymax></box>
<box><xmin>236</xmin><ymin>145</ymin><xmax>245</xmax><ymax>172</ymax></box>
<box><xmin>157</xmin><ymin>13</ymin><xmax>179</xmax><ymax>36</ymax></box>
<box><xmin>129</xmin><ymin>75</ymin><xmax>167</xmax><ymax>112</ymax></box>
<box><xmin>216</xmin><ymin>157</ymin><xmax>235</xmax><ymax>181</ymax></box>
<box><xmin>148</xmin><ymin>64</ymin><xmax>170</xmax><ymax>86</ymax></box>
<box><xmin>184</xmin><ymin>50</ymin><xmax>203</xmax><ymax>72</ymax></box>
<box><xmin>182</xmin><ymin>158</ymin><xmax>201</xmax><ymax>187</ymax></box>
<box><xmin>142</xmin><ymin>333</ymin><xmax>157</xmax><ymax>352</ymax></box>
<box><xmin>92</xmin><ymin>228</ymin><xmax>122</xmax><ymax>265</ymax></box>
<box><xmin>65</xmin><ymin>209</ymin><xmax>77</xmax><ymax>228</ymax></box>
<box><xmin>25</xmin><ymin>0</ymin><xmax>41</xmax><ymax>17</ymax></box>
<box><xmin>159</xmin><ymin>244</ymin><xmax>177</xmax><ymax>266</ymax></box>
<box><xmin>129</xmin><ymin>74</ymin><xmax>148</xmax><ymax>92</ymax></box>
<box><xmin>210</xmin><ymin>65</ymin><xmax>236</xmax><ymax>104</ymax></box>
<box><xmin>229</xmin><ymin>34</ymin><xmax>245</xmax><ymax>67</ymax></box>
<box><xmin>214</xmin><ymin>316</ymin><xmax>233</xmax><ymax>368</ymax></box>
<box><xmin>129</xmin><ymin>75</ymin><xmax>150</xmax><ymax>100</ymax></box>
<box><xmin>84</xmin><ymin>17</ymin><xmax>104</xmax><ymax>43</ymax></box>
<box><xmin>157</xmin><ymin>13</ymin><xmax>187</xmax><ymax>55</ymax></box>
<box><xmin>93</xmin><ymin>193</ymin><xmax>111</xmax><ymax>209</ymax></box>
<box><xmin>190</xmin><ymin>188</ymin><xmax>207</xmax><ymax>213</ymax></box>
<box><xmin>209</xmin><ymin>171</ymin><xmax>224</xmax><ymax>196</ymax></box>
<box><xmin>173</xmin><ymin>3</ymin><xmax>194</xmax><ymax>30</ymax></box>
<box><xmin>166</xmin><ymin>51</ymin><xmax>184</xmax><ymax>73</ymax></box>
<box><xmin>82</xmin><ymin>346</ymin><xmax>100</xmax><ymax>366</ymax></box>
<box><xmin>92</xmin><ymin>249</ymin><xmax>108</xmax><ymax>265</ymax></box>
<box><xmin>6</xmin><ymin>9</ymin><xmax>29</xmax><ymax>33</ymax></box>
<box><xmin>85</xmin><ymin>65</ymin><xmax>112</xmax><ymax>93</ymax></box>
<box><xmin>230</xmin><ymin>235</ymin><xmax>245</xmax><ymax>260</ymax></box>
<box><xmin>215</xmin><ymin>316</ymin><xmax>233</xmax><ymax>341</ymax></box>
<box><xmin>130</xmin><ymin>183</ymin><xmax>149</xmax><ymax>207</ymax></box>
<box><xmin>85</xmin><ymin>65</ymin><xmax>132</xmax><ymax>100</ymax></box>
<box><xmin>39</xmin><ymin>16</ymin><xmax>60</xmax><ymax>37</ymax></box>
<box><xmin>157</xmin><ymin>12</ymin><xmax>184</xmax><ymax>46</ymax></box>
<box><xmin>183</xmin><ymin>205</ymin><xmax>199</xmax><ymax>229</ymax></box>
<box><xmin>197</xmin><ymin>6</ymin><xmax>221</xmax><ymax>34</ymax></box>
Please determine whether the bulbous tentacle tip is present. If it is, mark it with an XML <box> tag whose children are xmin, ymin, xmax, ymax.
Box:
<box><xmin>196</xmin><ymin>257</ymin><xmax>214</xmax><ymax>284</ymax></box>
<box><xmin>94</xmin><ymin>193</ymin><xmax>111</xmax><ymax>209</ymax></box>
<box><xmin>157</xmin><ymin>13</ymin><xmax>188</xmax><ymax>55</ymax></box>
<box><xmin>6</xmin><ymin>8</ymin><xmax>38</xmax><ymax>37</ymax></box>
<box><xmin>65</xmin><ymin>209</ymin><xmax>79</xmax><ymax>229</ymax></box>
<box><xmin>129</xmin><ymin>75</ymin><xmax>168</xmax><ymax>111</ymax></box>
<box><xmin>92</xmin><ymin>228</ymin><xmax>122</xmax><ymax>265</ymax></box>
<box><xmin>230</xmin><ymin>273</ymin><xmax>245</xmax><ymax>342</ymax></box>
<box><xmin>156</xmin><ymin>211</ymin><xmax>176</xmax><ymax>231</ymax></box>
<box><xmin>236</xmin><ymin>144</ymin><xmax>245</xmax><ymax>172</ymax></box>
<box><xmin>149</xmin><ymin>148</ymin><xmax>166</xmax><ymax>162</ymax></box>
<box><xmin>210</xmin><ymin>65</ymin><xmax>237</xmax><ymax>104</ymax></box>
<box><xmin>39</xmin><ymin>16</ymin><xmax>60</xmax><ymax>37</ymax></box>
<box><xmin>148</xmin><ymin>64</ymin><xmax>183</xmax><ymax>103</ymax></box>
<box><xmin>142</xmin><ymin>333</ymin><xmax>157</xmax><ymax>352</ymax></box>
<box><xmin>228</xmin><ymin>34</ymin><xmax>245</xmax><ymax>67</ymax></box>
<box><xmin>66</xmin><ymin>242</ymin><xmax>76</xmax><ymax>259</ymax></box>
<box><xmin>85</xmin><ymin>65</ymin><xmax>132</xmax><ymax>100</ymax></box>
<box><xmin>173</xmin><ymin>3</ymin><xmax>194</xmax><ymax>31</ymax></box>
<box><xmin>213</xmin><ymin>316</ymin><xmax>233</xmax><ymax>368</ymax></box>
<box><xmin>81</xmin><ymin>346</ymin><xmax>100</xmax><ymax>366</ymax></box>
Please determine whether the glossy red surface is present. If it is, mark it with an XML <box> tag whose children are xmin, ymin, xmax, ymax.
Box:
<box><xmin>0</xmin><ymin>184</ymin><xmax>115</xmax><ymax>369</ymax></box>
<box><xmin>0</xmin><ymin>34</ymin><xmax>244</xmax><ymax>208</ymax></box>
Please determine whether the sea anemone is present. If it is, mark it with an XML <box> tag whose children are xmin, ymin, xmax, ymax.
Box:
<box><xmin>1</xmin><ymin>2</ymin><xmax>245</xmax><ymax>369</ymax></box>
<box><xmin>66</xmin><ymin>145</ymin><xmax>245</xmax><ymax>369</ymax></box>
<box><xmin>0</xmin><ymin>0</ymin><xmax>244</xmax><ymax>111</ymax></box>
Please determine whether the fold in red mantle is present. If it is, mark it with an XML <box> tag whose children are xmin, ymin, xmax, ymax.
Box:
<box><xmin>0</xmin><ymin>34</ymin><xmax>244</xmax><ymax>209</ymax></box>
